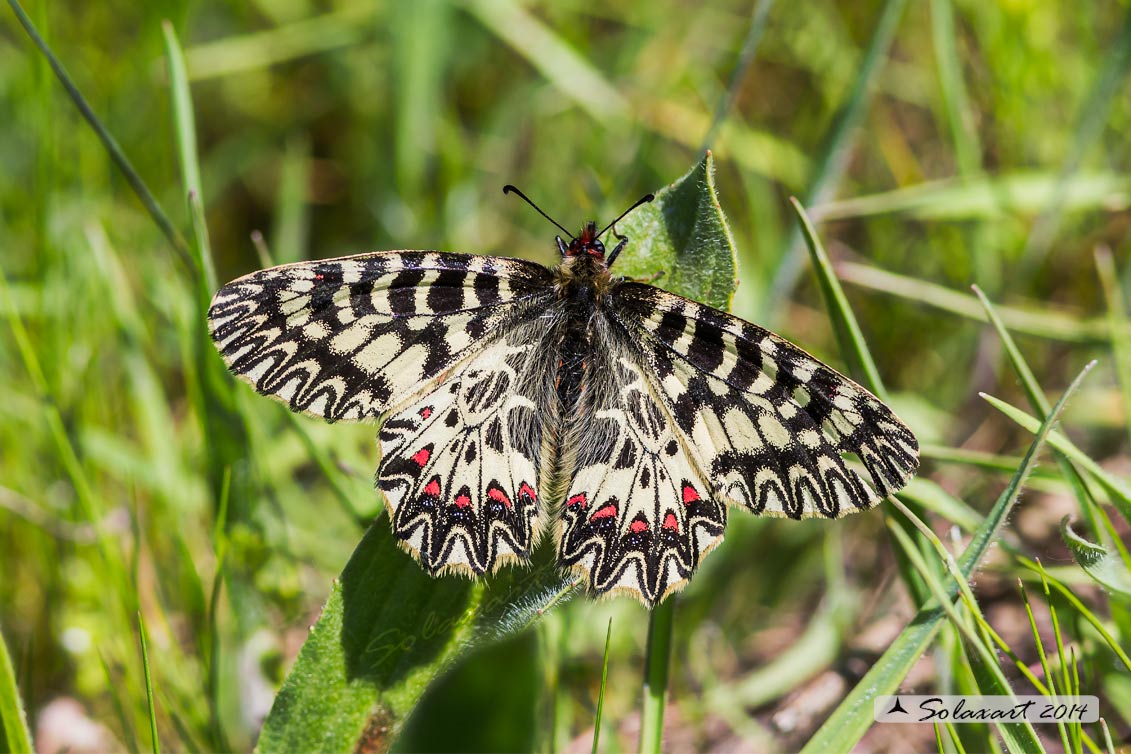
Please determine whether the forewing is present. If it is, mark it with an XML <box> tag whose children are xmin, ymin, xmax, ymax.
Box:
<box><xmin>208</xmin><ymin>251</ymin><xmax>554</xmax><ymax>422</ymax></box>
<box><xmin>608</xmin><ymin>282</ymin><xmax>919</xmax><ymax>519</ymax></box>
<box><xmin>556</xmin><ymin>331</ymin><xmax>727</xmax><ymax>607</ymax></box>
<box><xmin>376</xmin><ymin>317</ymin><xmax>555</xmax><ymax>575</ymax></box>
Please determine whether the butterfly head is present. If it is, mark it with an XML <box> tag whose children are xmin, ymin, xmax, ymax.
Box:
<box><xmin>565</xmin><ymin>222</ymin><xmax>607</xmax><ymax>260</ymax></box>
<box><xmin>502</xmin><ymin>184</ymin><xmax>655</xmax><ymax>268</ymax></box>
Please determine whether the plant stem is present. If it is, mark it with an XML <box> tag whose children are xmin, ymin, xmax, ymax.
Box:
<box><xmin>638</xmin><ymin>599</ymin><xmax>675</xmax><ymax>754</ymax></box>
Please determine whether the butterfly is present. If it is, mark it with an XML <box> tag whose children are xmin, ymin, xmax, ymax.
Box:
<box><xmin>207</xmin><ymin>185</ymin><xmax>919</xmax><ymax>607</ymax></box>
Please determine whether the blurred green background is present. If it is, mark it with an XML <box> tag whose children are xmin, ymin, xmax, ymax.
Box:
<box><xmin>2</xmin><ymin>0</ymin><xmax>1130</xmax><ymax>751</ymax></box>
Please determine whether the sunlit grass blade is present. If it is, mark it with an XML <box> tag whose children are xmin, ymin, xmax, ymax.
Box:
<box><xmin>163</xmin><ymin>22</ymin><xmax>203</xmax><ymax>205</ymax></box>
<box><xmin>464</xmin><ymin>0</ymin><xmax>627</xmax><ymax>121</ymax></box>
<box><xmin>791</xmin><ymin>197</ymin><xmax>885</xmax><ymax>395</ymax></box>
<box><xmin>700</xmin><ymin>0</ymin><xmax>775</xmax><ymax>150</ymax></box>
<box><xmin>639</xmin><ymin>600</ymin><xmax>674</xmax><ymax>754</ymax></box>
<box><xmin>138</xmin><ymin>612</ymin><xmax>160</xmax><ymax>754</ymax></box>
<box><xmin>764</xmin><ymin>0</ymin><xmax>908</xmax><ymax>316</ymax></box>
<box><xmin>974</xmin><ymin>283</ymin><xmax>1112</xmax><ymax>540</ymax></box>
<box><xmin>0</xmin><ymin>626</ymin><xmax>32</xmax><ymax>754</ymax></box>
<box><xmin>882</xmin><ymin>502</ymin><xmax>1043</xmax><ymax>752</ymax></box>
<box><xmin>838</xmin><ymin>262</ymin><xmax>1105</xmax><ymax>343</ymax></box>
<box><xmin>1015</xmin><ymin>557</ymin><xmax>1131</xmax><ymax>674</ymax></box>
<box><xmin>1093</xmin><ymin>247</ymin><xmax>1131</xmax><ymax>450</ymax></box>
<box><xmin>6</xmin><ymin>0</ymin><xmax>192</xmax><ymax>270</ymax></box>
<box><xmin>981</xmin><ymin>394</ymin><xmax>1131</xmax><ymax>526</ymax></box>
<box><xmin>591</xmin><ymin>619</ymin><xmax>612</xmax><ymax>754</ymax></box>
<box><xmin>1021</xmin><ymin>8</ymin><xmax>1131</xmax><ymax>268</ymax></box>
<box><xmin>813</xmin><ymin>172</ymin><xmax>1131</xmax><ymax>222</ymax></box>
<box><xmin>801</xmin><ymin>361</ymin><xmax>1094</xmax><ymax>754</ymax></box>
<box><xmin>930</xmin><ymin>0</ymin><xmax>981</xmax><ymax>176</ymax></box>
<box><xmin>184</xmin><ymin>5</ymin><xmax>377</xmax><ymax>81</ymax></box>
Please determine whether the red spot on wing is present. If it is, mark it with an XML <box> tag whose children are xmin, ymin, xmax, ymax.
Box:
<box><xmin>519</xmin><ymin>482</ymin><xmax>537</xmax><ymax>502</ymax></box>
<box><xmin>567</xmin><ymin>493</ymin><xmax>588</xmax><ymax>509</ymax></box>
<box><xmin>423</xmin><ymin>478</ymin><xmax>441</xmax><ymax>497</ymax></box>
<box><xmin>419</xmin><ymin>407</ymin><xmax>433</xmax><ymax>419</ymax></box>
<box><xmin>314</xmin><ymin>273</ymin><xmax>324</xmax><ymax>280</ymax></box>
<box><xmin>487</xmin><ymin>487</ymin><xmax>512</xmax><ymax>508</ymax></box>
<box><xmin>411</xmin><ymin>447</ymin><xmax>431</xmax><ymax>467</ymax></box>
<box><xmin>663</xmin><ymin>513</ymin><xmax>679</xmax><ymax>531</ymax></box>
<box><xmin>455</xmin><ymin>493</ymin><xmax>472</xmax><ymax>509</ymax></box>
<box><xmin>592</xmin><ymin>504</ymin><xmax>617</xmax><ymax>520</ymax></box>
<box><xmin>682</xmin><ymin>485</ymin><xmax>700</xmax><ymax>504</ymax></box>
<box><xmin>629</xmin><ymin>519</ymin><xmax>648</xmax><ymax>533</ymax></box>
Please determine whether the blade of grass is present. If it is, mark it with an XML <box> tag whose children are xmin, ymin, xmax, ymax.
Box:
<box><xmin>812</xmin><ymin>172</ymin><xmax>1131</xmax><ymax>222</ymax></box>
<box><xmin>206</xmin><ymin>469</ymin><xmax>232</xmax><ymax>754</ymax></box>
<box><xmin>138</xmin><ymin>612</ymin><xmax>160</xmax><ymax>754</ymax></box>
<box><xmin>591</xmin><ymin>618</ymin><xmax>612</xmax><ymax>754</ymax></box>
<box><xmin>1020</xmin><ymin>7</ymin><xmax>1131</xmax><ymax>269</ymax></box>
<box><xmin>929</xmin><ymin>0</ymin><xmax>981</xmax><ymax>176</ymax></box>
<box><xmin>764</xmin><ymin>0</ymin><xmax>908</xmax><ymax>317</ymax></box>
<box><xmin>980</xmin><ymin>394</ymin><xmax>1131</xmax><ymax>527</ymax></box>
<box><xmin>0</xmin><ymin>625</ymin><xmax>32</xmax><ymax>754</ymax></box>
<box><xmin>700</xmin><ymin>0</ymin><xmax>775</xmax><ymax>150</ymax></box>
<box><xmin>183</xmin><ymin>5</ymin><xmax>378</xmax><ymax>81</ymax></box>
<box><xmin>464</xmin><ymin>0</ymin><xmax>627</xmax><ymax>122</ymax></box>
<box><xmin>1015</xmin><ymin>557</ymin><xmax>1131</xmax><ymax>674</ymax></box>
<box><xmin>801</xmin><ymin>361</ymin><xmax>1095</xmax><ymax>754</ymax></box>
<box><xmin>793</xmin><ymin>196</ymin><xmax>937</xmax><ymax>607</ymax></box>
<box><xmin>1019</xmin><ymin>581</ymin><xmax>1074</xmax><ymax>754</ymax></box>
<box><xmin>639</xmin><ymin>600</ymin><xmax>674</xmax><ymax>754</ymax></box>
<box><xmin>974</xmin><ymin>284</ymin><xmax>1109</xmax><ymax>542</ymax></box>
<box><xmin>883</xmin><ymin>503</ymin><xmax>1044</xmax><ymax>753</ymax></box>
<box><xmin>1093</xmin><ymin>247</ymin><xmax>1131</xmax><ymax>451</ymax></box>
<box><xmin>162</xmin><ymin>22</ymin><xmax>202</xmax><ymax>205</ymax></box>
<box><xmin>6</xmin><ymin>0</ymin><xmax>193</xmax><ymax>271</ymax></box>
<box><xmin>878</xmin><ymin>497</ymin><xmax>1101</xmax><ymax>753</ymax></box>
<box><xmin>791</xmin><ymin>197</ymin><xmax>885</xmax><ymax>395</ymax></box>
<box><xmin>839</xmin><ymin>262</ymin><xmax>1106</xmax><ymax>344</ymax></box>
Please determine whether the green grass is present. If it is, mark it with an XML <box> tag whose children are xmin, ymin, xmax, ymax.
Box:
<box><xmin>3</xmin><ymin>1</ymin><xmax>1131</xmax><ymax>752</ymax></box>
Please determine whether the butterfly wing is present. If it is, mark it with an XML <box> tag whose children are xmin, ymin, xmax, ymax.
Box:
<box><xmin>556</xmin><ymin>338</ymin><xmax>728</xmax><ymax>605</ymax></box>
<box><xmin>557</xmin><ymin>282</ymin><xmax>918</xmax><ymax>606</ymax></box>
<box><xmin>208</xmin><ymin>251</ymin><xmax>554</xmax><ymax>422</ymax></box>
<box><xmin>209</xmin><ymin>251</ymin><xmax>558</xmax><ymax>576</ymax></box>
<box><xmin>608</xmin><ymin>282</ymin><xmax>919</xmax><ymax>517</ymax></box>
<box><xmin>375</xmin><ymin>315</ymin><xmax>556</xmax><ymax>575</ymax></box>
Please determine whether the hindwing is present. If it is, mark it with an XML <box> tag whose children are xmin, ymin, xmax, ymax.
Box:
<box><xmin>556</xmin><ymin>324</ymin><xmax>727</xmax><ymax>606</ymax></box>
<box><xmin>376</xmin><ymin>319</ymin><xmax>555</xmax><ymax>575</ymax></box>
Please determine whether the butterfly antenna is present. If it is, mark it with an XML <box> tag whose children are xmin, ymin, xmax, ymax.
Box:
<box><xmin>596</xmin><ymin>193</ymin><xmax>655</xmax><ymax>239</ymax></box>
<box><xmin>503</xmin><ymin>185</ymin><xmax>574</xmax><ymax>238</ymax></box>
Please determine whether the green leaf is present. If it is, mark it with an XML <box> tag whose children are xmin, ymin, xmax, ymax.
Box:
<box><xmin>257</xmin><ymin>520</ymin><xmax>578</xmax><ymax>753</ymax></box>
<box><xmin>615</xmin><ymin>151</ymin><xmax>738</xmax><ymax>311</ymax></box>
<box><xmin>0</xmin><ymin>625</ymin><xmax>33</xmax><ymax>754</ymax></box>
<box><xmin>1060</xmin><ymin>518</ymin><xmax>1131</xmax><ymax>602</ymax></box>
